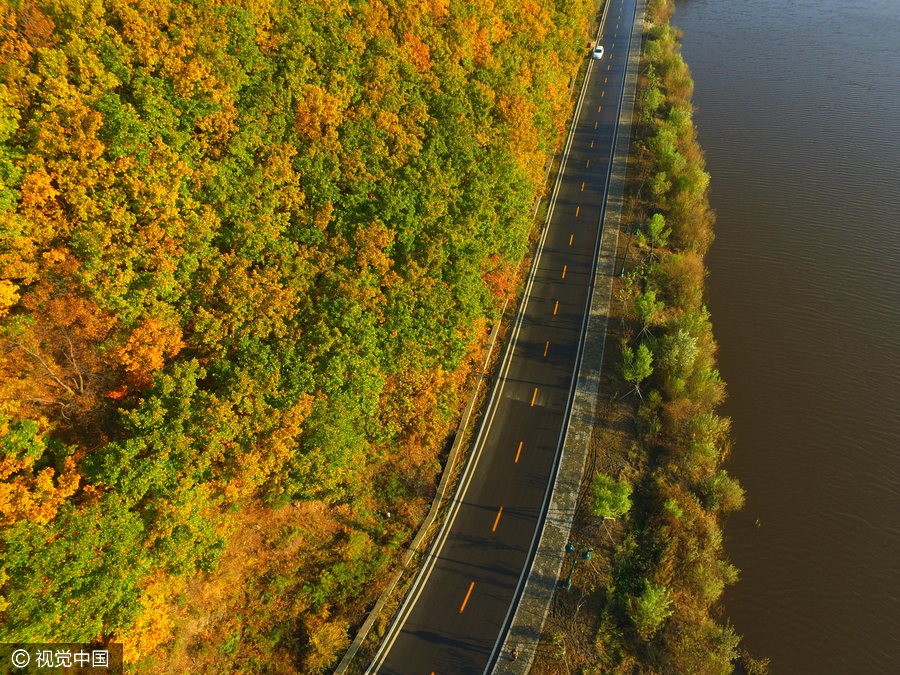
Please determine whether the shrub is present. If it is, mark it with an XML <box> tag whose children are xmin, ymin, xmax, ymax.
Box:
<box><xmin>592</xmin><ymin>474</ymin><xmax>632</xmax><ymax>520</ymax></box>
<box><xmin>662</xmin><ymin>619</ymin><xmax>740</xmax><ymax>675</ymax></box>
<box><xmin>699</xmin><ymin>470</ymin><xmax>745</xmax><ymax>514</ymax></box>
<box><xmin>649</xmin><ymin>252</ymin><xmax>705</xmax><ymax>312</ymax></box>
<box><xmin>662</xmin><ymin>497</ymin><xmax>683</xmax><ymax>521</ymax></box>
<box><xmin>680</xmin><ymin>412</ymin><xmax>731</xmax><ymax>477</ymax></box>
<box><xmin>629</xmin><ymin>579</ymin><xmax>673</xmax><ymax>640</ymax></box>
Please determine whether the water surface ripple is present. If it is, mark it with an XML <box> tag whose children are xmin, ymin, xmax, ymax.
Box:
<box><xmin>673</xmin><ymin>0</ymin><xmax>900</xmax><ymax>672</ymax></box>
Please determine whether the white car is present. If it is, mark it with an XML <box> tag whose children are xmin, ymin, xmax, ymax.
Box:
<box><xmin>591</xmin><ymin>44</ymin><xmax>604</xmax><ymax>60</ymax></box>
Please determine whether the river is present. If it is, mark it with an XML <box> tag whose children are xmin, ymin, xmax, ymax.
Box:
<box><xmin>672</xmin><ymin>0</ymin><xmax>900</xmax><ymax>672</ymax></box>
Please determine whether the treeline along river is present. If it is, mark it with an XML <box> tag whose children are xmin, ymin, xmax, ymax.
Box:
<box><xmin>673</xmin><ymin>0</ymin><xmax>900</xmax><ymax>672</ymax></box>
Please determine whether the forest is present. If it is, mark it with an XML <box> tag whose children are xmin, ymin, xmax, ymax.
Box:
<box><xmin>0</xmin><ymin>0</ymin><xmax>594</xmax><ymax>671</ymax></box>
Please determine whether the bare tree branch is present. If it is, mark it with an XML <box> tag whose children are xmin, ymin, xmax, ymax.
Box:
<box><xmin>26</xmin><ymin>397</ymin><xmax>66</xmax><ymax>406</ymax></box>
<box><xmin>62</xmin><ymin>331</ymin><xmax>85</xmax><ymax>394</ymax></box>
<box><xmin>13</xmin><ymin>340</ymin><xmax>77</xmax><ymax>397</ymax></box>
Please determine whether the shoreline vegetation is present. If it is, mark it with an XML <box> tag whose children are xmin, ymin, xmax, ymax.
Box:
<box><xmin>0</xmin><ymin>1</ymin><xmax>600</xmax><ymax>674</ymax></box>
<box><xmin>530</xmin><ymin>0</ymin><xmax>769</xmax><ymax>673</ymax></box>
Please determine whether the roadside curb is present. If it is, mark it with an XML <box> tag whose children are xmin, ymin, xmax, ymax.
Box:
<box><xmin>489</xmin><ymin>0</ymin><xmax>646</xmax><ymax>671</ymax></box>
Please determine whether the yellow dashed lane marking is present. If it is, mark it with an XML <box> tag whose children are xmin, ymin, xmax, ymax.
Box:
<box><xmin>569</xmin><ymin>234</ymin><xmax>574</xmax><ymax>245</ymax></box>
<box><xmin>554</xmin><ymin>301</ymin><xmax>559</xmax><ymax>315</ymax></box>
<box><xmin>531</xmin><ymin>388</ymin><xmax>538</xmax><ymax>406</ymax></box>
<box><xmin>575</xmin><ymin>206</ymin><xmax>580</xmax><ymax>216</ymax></box>
<box><xmin>460</xmin><ymin>583</ymin><xmax>475</xmax><ymax>613</ymax></box>
<box><xmin>581</xmin><ymin>182</ymin><xmax>585</xmax><ymax>191</ymax></box>
<box><xmin>515</xmin><ymin>441</ymin><xmax>523</xmax><ymax>463</ymax></box>
<box><xmin>562</xmin><ymin>265</ymin><xmax>567</xmax><ymax>278</ymax></box>
<box><xmin>492</xmin><ymin>507</ymin><xmax>503</xmax><ymax>532</ymax></box>
<box><xmin>544</xmin><ymin>341</ymin><xmax>549</xmax><ymax>356</ymax></box>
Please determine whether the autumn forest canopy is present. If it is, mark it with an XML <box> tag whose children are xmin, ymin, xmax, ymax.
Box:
<box><xmin>0</xmin><ymin>0</ymin><xmax>593</xmax><ymax>670</ymax></box>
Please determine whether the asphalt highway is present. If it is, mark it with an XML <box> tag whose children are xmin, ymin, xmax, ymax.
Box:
<box><xmin>367</xmin><ymin>2</ymin><xmax>639</xmax><ymax>673</ymax></box>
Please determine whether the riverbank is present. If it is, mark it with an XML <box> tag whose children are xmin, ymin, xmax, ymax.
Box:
<box><xmin>529</xmin><ymin>0</ymin><xmax>768</xmax><ymax>672</ymax></box>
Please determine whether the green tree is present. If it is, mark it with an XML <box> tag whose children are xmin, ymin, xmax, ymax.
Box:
<box><xmin>667</xmin><ymin>104</ymin><xmax>693</xmax><ymax>140</ymax></box>
<box><xmin>593</xmin><ymin>473</ymin><xmax>632</xmax><ymax>547</ymax></box>
<box><xmin>622</xmin><ymin>342</ymin><xmax>654</xmax><ymax>399</ymax></box>
<box><xmin>654</xmin><ymin>327</ymin><xmax>698</xmax><ymax>397</ymax></box>
<box><xmin>650</xmin><ymin>171</ymin><xmax>671</xmax><ymax>200</ymax></box>
<box><xmin>629</xmin><ymin>579</ymin><xmax>673</xmax><ymax>640</ymax></box>
<box><xmin>646</xmin><ymin>212</ymin><xmax>671</xmax><ymax>259</ymax></box>
<box><xmin>633</xmin><ymin>288</ymin><xmax>664</xmax><ymax>338</ymax></box>
<box><xmin>592</xmin><ymin>473</ymin><xmax>632</xmax><ymax>520</ymax></box>
<box><xmin>642</xmin><ymin>86</ymin><xmax>665</xmax><ymax>123</ymax></box>
<box><xmin>645</xmin><ymin>38</ymin><xmax>664</xmax><ymax>64</ymax></box>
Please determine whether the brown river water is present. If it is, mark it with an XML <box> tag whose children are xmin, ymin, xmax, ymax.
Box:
<box><xmin>672</xmin><ymin>0</ymin><xmax>900</xmax><ymax>672</ymax></box>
